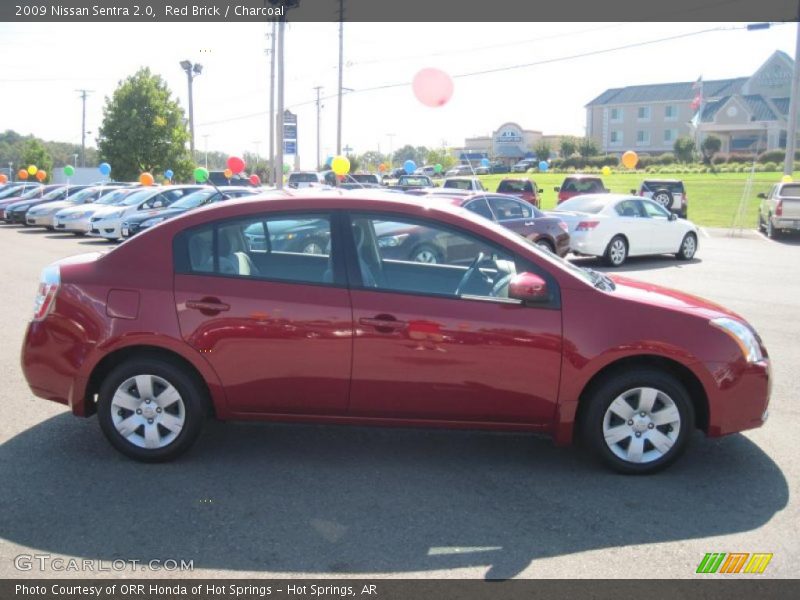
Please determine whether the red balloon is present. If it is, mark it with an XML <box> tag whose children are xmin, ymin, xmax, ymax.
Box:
<box><xmin>249</xmin><ymin>174</ymin><xmax>261</xmax><ymax>186</ymax></box>
<box><xmin>227</xmin><ymin>156</ymin><xmax>246</xmax><ymax>175</ymax></box>
<box><xmin>412</xmin><ymin>68</ymin><xmax>454</xmax><ymax>107</ymax></box>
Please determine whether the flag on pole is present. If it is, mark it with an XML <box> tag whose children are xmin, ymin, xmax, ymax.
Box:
<box><xmin>690</xmin><ymin>76</ymin><xmax>703</xmax><ymax>112</ymax></box>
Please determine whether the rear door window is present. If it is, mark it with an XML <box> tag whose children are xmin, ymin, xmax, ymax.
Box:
<box><xmin>488</xmin><ymin>197</ymin><xmax>532</xmax><ymax>220</ymax></box>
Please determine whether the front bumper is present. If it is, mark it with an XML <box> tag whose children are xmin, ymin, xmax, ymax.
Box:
<box><xmin>26</xmin><ymin>213</ymin><xmax>58</xmax><ymax>227</ymax></box>
<box><xmin>89</xmin><ymin>218</ymin><xmax>122</xmax><ymax>240</ymax></box>
<box><xmin>705</xmin><ymin>359</ymin><xmax>771</xmax><ymax>437</ymax></box>
<box><xmin>54</xmin><ymin>215</ymin><xmax>93</xmax><ymax>233</ymax></box>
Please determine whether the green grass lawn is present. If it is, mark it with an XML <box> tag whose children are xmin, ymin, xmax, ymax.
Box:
<box><xmin>476</xmin><ymin>172</ymin><xmax>780</xmax><ymax>228</ymax></box>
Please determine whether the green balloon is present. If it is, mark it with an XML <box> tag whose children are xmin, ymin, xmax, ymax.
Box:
<box><xmin>283</xmin><ymin>164</ymin><xmax>291</xmax><ymax>174</ymax></box>
<box><xmin>194</xmin><ymin>167</ymin><xmax>209</xmax><ymax>183</ymax></box>
<box><xmin>434</xmin><ymin>164</ymin><xmax>443</xmax><ymax>173</ymax></box>
<box><xmin>63</xmin><ymin>165</ymin><xmax>75</xmax><ymax>177</ymax></box>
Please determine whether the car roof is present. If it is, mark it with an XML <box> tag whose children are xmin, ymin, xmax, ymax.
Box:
<box><xmin>564</xmin><ymin>193</ymin><xmax>638</xmax><ymax>203</ymax></box>
<box><xmin>563</xmin><ymin>174</ymin><xmax>603</xmax><ymax>180</ymax></box>
<box><xmin>642</xmin><ymin>178</ymin><xmax>681</xmax><ymax>183</ymax></box>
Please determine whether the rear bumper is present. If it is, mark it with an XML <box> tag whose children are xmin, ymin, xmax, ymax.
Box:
<box><xmin>772</xmin><ymin>217</ymin><xmax>800</xmax><ymax>231</ymax></box>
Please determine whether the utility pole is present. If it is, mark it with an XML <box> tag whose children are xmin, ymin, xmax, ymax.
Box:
<box><xmin>253</xmin><ymin>140</ymin><xmax>261</xmax><ymax>173</ymax></box>
<box><xmin>387</xmin><ymin>133</ymin><xmax>395</xmax><ymax>169</ymax></box>
<box><xmin>202</xmin><ymin>134</ymin><xmax>210</xmax><ymax>168</ymax></box>
<box><xmin>276</xmin><ymin>17</ymin><xmax>286</xmax><ymax>190</ymax></box>
<box><xmin>268</xmin><ymin>21</ymin><xmax>276</xmax><ymax>184</ymax></box>
<box><xmin>785</xmin><ymin>20</ymin><xmax>800</xmax><ymax>175</ymax></box>
<box><xmin>336</xmin><ymin>0</ymin><xmax>344</xmax><ymax>155</ymax></box>
<box><xmin>314</xmin><ymin>86</ymin><xmax>323</xmax><ymax>169</ymax></box>
<box><xmin>180</xmin><ymin>61</ymin><xmax>203</xmax><ymax>160</ymax></box>
<box><xmin>76</xmin><ymin>89</ymin><xmax>92</xmax><ymax>168</ymax></box>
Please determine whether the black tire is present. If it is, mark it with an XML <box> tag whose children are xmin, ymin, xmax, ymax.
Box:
<box><xmin>581</xmin><ymin>368</ymin><xmax>695</xmax><ymax>474</ymax></box>
<box><xmin>766</xmin><ymin>214</ymin><xmax>781</xmax><ymax>239</ymax></box>
<box><xmin>410</xmin><ymin>243</ymin><xmax>443</xmax><ymax>264</ymax></box>
<box><xmin>757</xmin><ymin>212</ymin><xmax>766</xmax><ymax>233</ymax></box>
<box><xmin>652</xmin><ymin>189</ymin><xmax>673</xmax><ymax>210</ymax></box>
<box><xmin>676</xmin><ymin>232</ymin><xmax>697</xmax><ymax>260</ymax></box>
<box><xmin>298</xmin><ymin>237</ymin><xmax>326</xmax><ymax>255</ymax></box>
<box><xmin>97</xmin><ymin>356</ymin><xmax>209</xmax><ymax>462</ymax></box>
<box><xmin>603</xmin><ymin>235</ymin><xmax>628</xmax><ymax>267</ymax></box>
<box><xmin>535</xmin><ymin>238</ymin><xmax>555</xmax><ymax>254</ymax></box>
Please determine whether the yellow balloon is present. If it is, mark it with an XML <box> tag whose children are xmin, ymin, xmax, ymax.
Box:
<box><xmin>601</xmin><ymin>166</ymin><xmax>611</xmax><ymax>176</ymax></box>
<box><xmin>331</xmin><ymin>155</ymin><xmax>351</xmax><ymax>176</ymax></box>
<box><xmin>621</xmin><ymin>151</ymin><xmax>638</xmax><ymax>170</ymax></box>
<box><xmin>27</xmin><ymin>165</ymin><xmax>38</xmax><ymax>176</ymax></box>
<box><xmin>781</xmin><ymin>174</ymin><xmax>793</xmax><ymax>183</ymax></box>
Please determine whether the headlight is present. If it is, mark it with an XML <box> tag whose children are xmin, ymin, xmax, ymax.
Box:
<box><xmin>710</xmin><ymin>317</ymin><xmax>763</xmax><ymax>362</ymax></box>
<box><xmin>141</xmin><ymin>217</ymin><xmax>165</xmax><ymax>227</ymax></box>
<box><xmin>378</xmin><ymin>233</ymin><xmax>409</xmax><ymax>248</ymax></box>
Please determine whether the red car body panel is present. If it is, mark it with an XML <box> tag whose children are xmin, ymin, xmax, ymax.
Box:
<box><xmin>20</xmin><ymin>192</ymin><xmax>770</xmax><ymax>446</ymax></box>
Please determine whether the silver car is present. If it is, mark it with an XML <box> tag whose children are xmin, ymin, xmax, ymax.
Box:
<box><xmin>758</xmin><ymin>182</ymin><xmax>800</xmax><ymax>239</ymax></box>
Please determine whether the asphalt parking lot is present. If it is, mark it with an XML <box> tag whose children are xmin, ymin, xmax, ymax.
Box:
<box><xmin>0</xmin><ymin>224</ymin><xmax>797</xmax><ymax>579</ymax></box>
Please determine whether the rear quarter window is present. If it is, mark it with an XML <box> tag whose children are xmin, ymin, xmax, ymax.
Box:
<box><xmin>779</xmin><ymin>184</ymin><xmax>800</xmax><ymax>197</ymax></box>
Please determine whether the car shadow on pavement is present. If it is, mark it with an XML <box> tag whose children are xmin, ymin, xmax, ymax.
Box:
<box><xmin>0</xmin><ymin>414</ymin><xmax>787</xmax><ymax>579</ymax></box>
<box><xmin>570</xmin><ymin>255</ymin><xmax>702</xmax><ymax>273</ymax></box>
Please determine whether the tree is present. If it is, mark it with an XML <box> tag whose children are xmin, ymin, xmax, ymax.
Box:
<box><xmin>358</xmin><ymin>150</ymin><xmax>387</xmax><ymax>171</ymax></box>
<box><xmin>97</xmin><ymin>68</ymin><xmax>193</xmax><ymax>182</ymax></box>
<box><xmin>426</xmin><ymin>148</ymin><xmax>456</xmax><ymax>171</ymax></box>
<box><xmin>701</xmin><ymin>135</ymin><xmax>722</xmax><ymax>165</ymax></box>
<box><xmin>560</xmin><ymin>136</ymin><xmax>579</xmax><ymax>158</ymax></box>
<box><xmin>577</xmin><ymin>137</ymin><xmax>599</xmax><ymax>158</ymax></box>
<box><xmin>21</xmin><ymin>139</ymin><xmax>53</xmax><ymax>181</ymax></box>
<box><xmin>673</xmin><ymin>136</ymin><xmax>696</xmax><ymax>163</ymax></box>
<box><xmin>393</xmin><ymin>144</ymin><xmax>426</xmax><ymax>166</ymax></box>
<box><xmin>533</xmin><ymin>140</ymin><xmax>551</xmax><ymax>161</ymax></box>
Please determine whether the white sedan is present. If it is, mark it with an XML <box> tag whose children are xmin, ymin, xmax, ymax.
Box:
<box><xmin>53</xmin><ymin>187</ymin><xmax>141</xmax><ymax>234</ymax></box>
<box><xmin>26</xmin><ymin>186</ymin><xmax>125</xmax><ymax>228</ymax></box>
<box><xmin>552</xmin><ymin>194</ymin><xmax>699</xmax><ymax>266</ymax></box>
<box><xmin>89</xmin><ymin>185</ymin><xmax>206</xmax><ymax>241</ymax></box>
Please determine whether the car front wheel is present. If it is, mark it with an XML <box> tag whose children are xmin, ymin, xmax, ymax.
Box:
<box><xmin>582</xmin><ymin>369</ymin><xmax>694</xmax><ymax>474</ymax></box>
<box><xmin>97</xmin><ymin>357</ymin><xmax>208</xmax><ymax>462</ymax></box>
<box><xmin>676</xmin><ymin>232</ymin><xmax>697</xmax><ymax>260</ymax></box>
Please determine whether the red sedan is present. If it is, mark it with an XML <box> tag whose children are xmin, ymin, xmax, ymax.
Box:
<box><xmin>21</xmin><ymin>190</ymin><xmax>771</xmax><ymax>473</ymax></box>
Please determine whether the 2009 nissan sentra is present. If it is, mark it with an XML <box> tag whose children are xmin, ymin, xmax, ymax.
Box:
<box><xmin>20</xmin><ymin>190</ymin><xmax>771</xmax><ymax>473</ymax></box>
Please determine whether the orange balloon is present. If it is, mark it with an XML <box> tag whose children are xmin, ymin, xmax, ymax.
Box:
<box><xmin>621</xmin><ymin>150</ymin><xmax>639</xmax><ymax>169</ymax></box>
<box><xmin>139</xmin><ymin>172</ymin><xmax>155</xmax><ymax>186</ymax></box>
<box><xmin>36</xmin><ymin>170</ymin><xmax>47</xmax><ymax>181</ymax></box>
<box><xmin>378</xmin><ymin>163</ymin><xmax>387</xmax><ymax>172</ymax></box>
<box><xmin>0</xmin><ymin>173</ymin><xmax>7</xmax><ymax>184</ymax></box>
<box><xmin>18</xmin><ymin>169</ymin><xmax>29</xmax><ymax>180</ymax></box>
<box><xmin>223</xmin><ymin>168</ymin><xmax>233</xmax><ymax>179</ymax></box>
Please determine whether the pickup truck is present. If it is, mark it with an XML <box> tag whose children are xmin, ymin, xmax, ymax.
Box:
<box><xmin>758</xmin><ymin>182</ymin><xmax>800</xmax><ymax>238</ymax></box>
<box><xmin>388</xmin><ymin>175</ymin><xmax>436</xmax><ymax>191</ymax></box>
<box><xmin>442</xmin><ymin>177</ymin><xmax>486</xmax><ymax>192</ymax></box>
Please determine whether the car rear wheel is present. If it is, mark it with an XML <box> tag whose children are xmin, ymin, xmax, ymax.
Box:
<box><xmin>676</xmin><ymin>232</ymin><xmax>697</xmax><ymax>260</ymax></box>
<box><xmin>581</xmin><ymin>369</ymin><xmax>694</xmax><ymax>474</ymax></box>
<box><xmin>97</xmin><ymin>357</ymin><xmax>208</xmax><ymax>462</ymax></box>
<box><xmin>766</xmin><ymin>214</ymin><xmax>781</xmax><ymax>239</ymax></box>
<box><xmin>535</xmin><ymin>239</ymin><xmax>555</xmax><ymax>253</ymax></box>
<box><xmin>603</xmin><ymin>235</ymin><xmax>628</xmax><ymax>267</ymax></box>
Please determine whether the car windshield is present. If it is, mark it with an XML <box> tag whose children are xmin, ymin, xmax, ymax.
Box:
<box><xmin>643</xmin><ymin>181</ymin><xmax>685</xmax><ymax>194</ymax></box>
<box><xmin>562</xmin><ymin>179</ymin><xmax>604</xmax><ymax>193</ymax></box>
<box><xmin>18</xmin><ymin>186</ymin><xmax>61</xmax><ymax>200</ymax></box>
<box><xmin>288</xmin><ymin>173</ymin><xmax>319</xmax><ymax>183</ymax></box>
<box><xmin>400</xmin><ymin>177</ymin><xmax>429</xmax><ymax>185</ymax></box>
<box><xmin>64</xmin><ymin>187</ymin><xmax>103</xmax><ymax>203</ymax></box>
<box><xmin>170</xmin><ymin>189</ymin><xmax>217</xmax><ymax>209</ymax></box>
<box><xmin>351</xmin><ymin>174</ymin><xmax>379</xmax><ymax>183</ymax></box>
<box><xmin>119</xmin><ymin>189</ymin><xmax>156</xmax><ymax>206</ymax></box>
<box><xmin>498</xmin><ymin>180</ymin><xmax>532</xmax><ymax>193</ymax></box>
<box><xmin>554</xmin><ymin>196</ymin><xmax>608</xmax><ymax>213</ymax></box>
<box><xmin>96</xmin><ymin>189</ymin><xmax>134</xmax><ymax>205</ymax></box>
<box><xmin>0</xmin><ymin>185</ymin><xmax>32</xmax><ymax>199</ymax></box>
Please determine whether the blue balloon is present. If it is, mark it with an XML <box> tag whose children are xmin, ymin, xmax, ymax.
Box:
<box><xmin>480</xmin><ymin>158</ymin><xmax>490</xmax><ymax>167</ymax></box>
<box><xmin>403</xmin><ymin>160</ymin><xmax>416</xmax><ymax>174</ymax></box>
<box><xmin>538</xmin><ymin>160</ymin><xmax>549</xmax><ymax>172</ymax></box>
<box><xmin>324</xmin><ymin>155</ymin><xmax>333</xmax><ymax>167</ymax></box>
<box><xmin>164</xmin><ymin>169</ymin><xmax>174</xmax><ymax>180</ymax></box>
<box><xmin>98</xmin><ymin>162</ymin><xmax>111</xmax><ymax>176</ymax></box>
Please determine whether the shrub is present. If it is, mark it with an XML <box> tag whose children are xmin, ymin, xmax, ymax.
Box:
<box><xmin>712</xmin><ymin>154</ymin><xmax>728</xmax><ymax>165</ymax></box>
<box><xmin>727</xmin><ymin>153</ymin><xmax>756</xmax><ymax>164</ymax></box>
<box><xmin>758</xmin><ymin>150</ymin><xmax>784</xmax><ymax>163</ymax></box>
<box><xmin>657</xmin><ymin>152</ymin><xmax>675</xmax><ymax>165</ymax></box>
<box><xmin>763</xmin><ymin>161</ymin><xmax>779</xmax><ymax>171</ymax></box>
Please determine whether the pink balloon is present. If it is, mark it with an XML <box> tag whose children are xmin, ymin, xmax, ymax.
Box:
<box><xmin>412</xmin><ymin>68</ymin><xmax>454</xmax><ymax>108</ymax></box>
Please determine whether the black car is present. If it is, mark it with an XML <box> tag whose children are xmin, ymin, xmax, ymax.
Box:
<box><xmin>207</xmin><ymin>171</ymin><xmax>255</xmax><ymax>187</ymax></box>
<box><xmin>489</xmin><ymin>162</ymin><xmax>511</xmax><ymax>174</ymax></box>
<box><xmin>120</xmin><ymin>187</ymin><xmax>257</xmax><ymax>238</ymax></box>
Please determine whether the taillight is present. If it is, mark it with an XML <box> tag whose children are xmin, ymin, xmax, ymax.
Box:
<box><xmin>32</xmin><ymin>265</ymin><xmax>60</xmax><ymax>321</ymax></box>
<box><xmin>776</xmin><ymin>199</ymin><xmax>783</xmax><ymax>217</ymax></box>
<box><xmin>576</xmin><ymin>221</ymin><xmax>600</xmax><ymax>231</ymax></box>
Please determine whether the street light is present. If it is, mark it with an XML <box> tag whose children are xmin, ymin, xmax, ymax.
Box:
<box><xmin>180</xmin><ymin>60</ymin><xmax>203</xmax><ymax>160</ymax></box>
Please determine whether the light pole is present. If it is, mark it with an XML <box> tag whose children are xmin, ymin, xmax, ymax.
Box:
<box><xmin>202</xmin><ymin>134</ymin><xmax>210</xmax><ymax>168</ymax></box>
<box><xmin>276</xmin><ymin>18</ymin><xmax>286</xmax><ymax>189</ymax></box>
<box><xmin>268</xmin><ymin>20</ymin><xmax>276</xmax><ymax>184</ymax></box>
<box><xmin>336</xmin><ymin>0</ymin><xmax>344</xmax><ymax>155</ymax></box>
<box><xmin>180</xmin><ymin>60</ymin><xmax>203</xmax><ymax>160</ymax></box>
<box><xmin>314</xmin><ymin>86</ymin><xmax>323</xmax><ymax>169</ymax></box>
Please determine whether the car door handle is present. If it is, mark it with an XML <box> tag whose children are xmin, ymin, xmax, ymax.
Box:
<box><xmin>359</xmin><ymin>316</ymin><xmax>407</xmax><ymax>332</ymax></box>
<box><xmin>186</xmin><ymin>298</ymin><xmax>230</xmax><ymax>314</ymax></box>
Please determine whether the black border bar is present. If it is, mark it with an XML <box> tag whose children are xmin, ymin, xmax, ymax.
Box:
<box><xmin>2</xmin><ymin>0</ymin><xmax>798</xmax><ymax>22</ymax></box>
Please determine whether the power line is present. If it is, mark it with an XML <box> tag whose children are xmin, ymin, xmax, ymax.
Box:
<box><xmin>198</xmin><ymin>24</ymin><xmax>766</xmax><ymax>128</ymax></box>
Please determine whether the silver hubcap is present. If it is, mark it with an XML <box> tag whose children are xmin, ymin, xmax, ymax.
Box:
<box><xmin>602</xmin><ymin>387</ymin><xmax>681</xmax><ymax>464</ymax></box>
<box><xmin>111</xmin><ymin>374</ymin><xmax>185</xmax><ymax>449</ymax></box>
<box><xmin>414</xmin><ymin>249</ymin><xmax>438</xmax><ymax>263</ymax></box>
<box><xmin>682</xmin><ymin>235</ymin><xmax>696</xmax><ymax>257</ymax></box>
<box><xmin>654</xmin><ymin>193</ymin><xmax>670</xmax><ymax>207</ymax></box>
<box><xmin>303</xmin><ymin>242</ymin><xmax>323</xmax><ymax>254</ymax></box>
<box><xmin>609</xmin><ymin>239</ymin><xmax>626</xmax><ymax>265</ymax></box>
<box><xmin>536</xmin><ymin>241</ymin><xmax>552</xmax><ymax>253</ymax></box>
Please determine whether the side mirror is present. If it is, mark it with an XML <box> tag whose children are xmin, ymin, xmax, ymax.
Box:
<box><xmin>669</xmin><ymin>212</ymin><xmax>678</xmax><ymax>221</ymax></box>
<box><xmin>554</xmin><ymin>186</ymin><xmax>560</xmax><ymax>192</ymax></box>
<box><xmin>757</xmin><ymin>192</ymin><xmax>766</xmax><ymax>199</ymax></box>
<box><xmin>538</xmin><ymin>188</ymin><xmax>544</xmax><ymax>194</ymax></box>
<box><xmin>630</xmin><ymin>189</ymin><xmax>637</xmax><ymax>195</ymax></box>
<box><xmin>508</xmin><ymin>272</ymin><xmax>550</xmax><ymax>303</ymax></box>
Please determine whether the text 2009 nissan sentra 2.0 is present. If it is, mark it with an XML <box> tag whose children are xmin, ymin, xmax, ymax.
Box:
<box><xmin>20</xmin><ymin>190</ymin><xmax>771</xmax><ymax>473</ymax></box>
